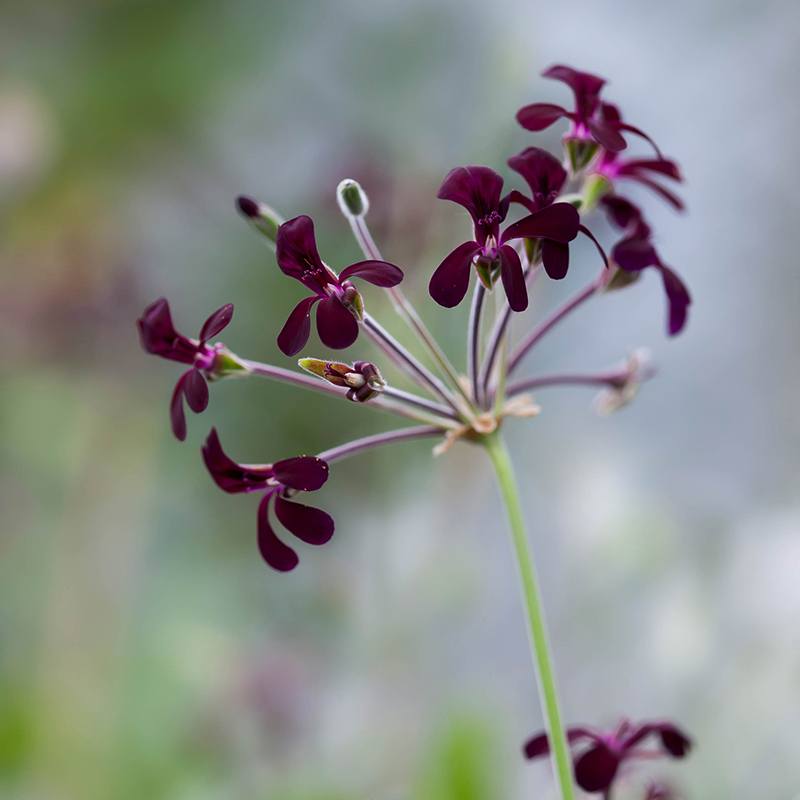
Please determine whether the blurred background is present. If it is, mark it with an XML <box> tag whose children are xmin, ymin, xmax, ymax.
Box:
<box><xmin>1</xmin><ymin>0</ymin><xmax>799</xmax><ymax>798</ymax></box>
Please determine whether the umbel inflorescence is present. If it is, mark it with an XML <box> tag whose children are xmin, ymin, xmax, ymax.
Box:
<box><xmin>138</xmin><ymin>65</ymin><xmax>692</xmax><ymax>798</ymax></box>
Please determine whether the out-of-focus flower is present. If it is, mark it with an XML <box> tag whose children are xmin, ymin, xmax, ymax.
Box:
<box><xmin>202</xmin><ymin>428</ymin><xmax>332</xmax><ymax>572</ymax></box>
<box><xmin>523</xmin><ymin>719</ymin><xmax>692</xmax><ymax>794</ymax></box>
<box><xmin>644</xmin><ymin>782</ymin><xmax>679</xmax><ymax>799</ymax></box>
<box><xmin>429</xmin><ymin>165</ymin><xmax>579</xmax><ymax>308</ymax></box>
<box><xmin>275</xmin><ymin>215</ymin><xmax>403</xmax><ymax>355</ymax></box>
<box><xmin>594</xmin><ymin>348</ymin><xmax>655</xmax><ymax>415</ymax></box>
<box><xmin>137</xmin><ymin>298</ymin><xmax>241</xmax><ymax>440</ymax></box>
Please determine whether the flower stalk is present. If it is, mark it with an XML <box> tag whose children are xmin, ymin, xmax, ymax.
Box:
<box><xmin>483</xmin><ymin>430</ymin><xmax>575</xmax><ymax>800</ymax></box>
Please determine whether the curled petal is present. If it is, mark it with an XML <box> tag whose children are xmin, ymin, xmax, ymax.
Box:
<box><xmin>199</xmin><ymin>303</ymin><xmax>234</xmax><ymax>343</ymax></box>
<box><xmin>619</xmin><ymin>158</ymin><xmax>682</xmax><ymax>182</ymax></box>
<box><xmin>601</xmin><ymin>195</ymin><xmax>645</xmax><ymax>230</ymax></box>
<box><xmin>277</xmin><ymin>295</ymin><xmax>320</xmax><ymax>356</ymax></box>
<box><xmin>543</xmin><ymin>64</ymin><xmax>606</xmax><ymax>98</ymax></box>
<box><xmin>508</xmin><ymin>147</ymin><xmax>567</xmax><ymax>204</ymax></box>
<box><xmin>170</xmin><ymin>378</ymin><xmax>187</xmax><ymax>441</ymax></box>
<box><xmin>502</xmin><ymin>202</ymin><xmax>580</xmax><ymax>244</ymax></box>
<box><xmin>626</xmin><ymin>173</ymin><xmax>685</xmax><ymax>211</ymax></box>
<box><xmin>613</xmin><ymin>236</ymin><xmax>659</xmax><ymax>272</ymax></box>
<box><xmin>316</xmin><ymin>296</ymin><xmax>359</xmax><ymax>350</ymax></box>
<box><xmin>257</xmin><ymin>494</ymin><xmax>299</xmax><ymax>572</ymax></box>
<box><xmin>541</xmin><ymin>239</ymin><xmax>570</xmax><ymax>280</ymax></box>
<box><xmin>339</xmin><ymin>260</ymin><xmax>404</xmax><ymax>287</ymax></box>
<box><xmin>437</xmin><ymin>166</ymin><xmax>505</xmax><ymax>226</ymax></box>
<box><xmin>137</xmin><ymin>297</ymin><xmax>196</xmax><ymax>363</ymax></box>
<box><xmin>272</xmin><ymin>456</ymin><xmax>329</xmax><ymax>492</ymax></box>
<box><xmin>660</xmin><ymin>266</ymin><xmax>691</xmax><ymax>336</ymax></box>
<box><xmin>201</xmin><ymin>428</ymin><xmax>273</xmax><ymax>493</ymax></box>
<box><xmin>516</xmin><ymin>103</ymin><xmax>571</xmax><ymax>132</ymax></box>
<box><xmin>499</xmin><ymin>245</ymin><xmax>528</xmax><ymax>311</ymax></box>
<box><xmin>276</xmin><ymin>215</ymin><xmax>326</xmax><ymax>280</ymax></box>
<box><xmin>428</xmin><ymin>241</ymin><xmax>480</xmax><ymax>308</ymax></box>
<box><xmin>587</xmin><ymin>118</ymin><xmax>627</xmax><ymax>152</ymax></box>
<box><xmin>616</xmin><ymin>121</ymin><xmax>664</xmax><ymax>158</ymax></box>
<box><xmin>183</xmin><ymin>368</ymin><xmax>209</xmax><ymax>413</ymax></box>
<box><xmin>275</xmin><ymin>495</ymin><xmax>334</xmax><ymax>545</ymax></box>
<box><xmin>574</xmin><ymin>744</ymin><xmax>620</xmax><ymax>793</ymax></box>
<box><xmin>658</xmin><ymin>723</ymin><xmax>692</xmax><ymax>757</ymax></box>
<box><xmin>578</xmin><ymin>224</ymin><xmax>609</xmax><ymax>269</ymax></box>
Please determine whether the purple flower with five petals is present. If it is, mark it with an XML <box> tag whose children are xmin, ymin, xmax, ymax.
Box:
<box><xmin>523</xmin><ymin>718</ymin><xmax>692</xmax><ymax>794</ymax></box>
<box><xmin>517</xmin><ymin>65</ymin><xmax>659</xmax><ymax>155</ymax></box>
<box><xmin>137</xmin><ymin>298</ymin><xmax>234</xmax><ymax>441</ymax></box>
<box><xmin>202</xmin><ymin>428</ymin><xmax>333</xmax><ymax>572</ymax></box>
<box><xmin>602</xmin><ymin>196</ymin><xmax>691</xmax><ymax>336</ymax></box>
<box><xmin>275</xmin><ymin>215</ymin><xmax>403</xmax><ymax>356</ymax></box>
<box><xmin>429</xmin><ymin>165</ymin><xmax>579</xmax><ymax>310</ymax></box>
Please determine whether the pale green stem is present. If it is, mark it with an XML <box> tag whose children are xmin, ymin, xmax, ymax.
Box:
<box><xmin>483</xmin><ymin>431</ymin><xmax>575</xmax><ymax>800</ymax></box>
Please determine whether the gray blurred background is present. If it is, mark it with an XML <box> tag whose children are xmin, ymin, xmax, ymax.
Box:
<box><xmin>1</xmin><ymin>0</ymin><xmax>798</xmax><ymax>797</ymax></box>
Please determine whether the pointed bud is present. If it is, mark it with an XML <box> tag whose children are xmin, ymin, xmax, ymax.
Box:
<box><xmin>340</xmin><ymin>284</ymin><xmax>365</xmax><ymax>321</ymax></box>
<box><xmin>581</xmin><ymin>173</ymin><xmax>612</xmax><ymax>213</ymax></box>
<box><xmin>206</xmin><ymin>347</ymin><xmax>251</xmax><ymax>381</ymax></box>
<box><xmin>336</xmin><ymin>179</ymin><xmax>369</xmax><ymax>218</ymax></box>
<box><xmin>236</xmin><ymin>195</ymin><xmax>283</xmax><ymax>246</ymax></box>
<box><xmin>594</xmin><ymin>349</ymin><xmax>654</xmax><ymax>414</ymax></box>
<box><xmin>604</xmin><ymin>265</ymin><xmax>641</xmax><ymax>292</ymax></box>
<box><xmin>298</xmin><ymin>358</ymin><xmax>385</xmax><ymax>402</ymax></box>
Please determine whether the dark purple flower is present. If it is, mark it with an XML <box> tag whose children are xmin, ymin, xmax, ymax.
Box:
<box><xmin>429</xmin><ymin>165</ymin><xmax>579</xmax><ymax>309</ymax></box>
<box><xmin>523</xmin><ymin>719</ymin><xmax>692</xmax><ymax>795</ymax></box>
<box><xmin>275</xmin><ymin>215</ymin><xmax>403</xmax><ymax>356</ymax></box>
<box><xmin>516</xmin><ymin>65</ymin><xmax>660</xmax><ymax>156</ymax></box>
<box><xmin>138</xmin><ymin>298</ymin><xmax>234</xmax><ymax>441</ymax></box>
<box><xmin>202</xmin><ymin>428</ymin><xmax>333</xmax><ymax>572</ymax></box>
<box><xmin>592</xmin><ymin>108</ymin><xmax>683</xmax><ymax>210</ymax></box>
<box><xmin>602</xmin><ymin>196</ymin><xmax>691</xmax><ymax>336</ymax></box>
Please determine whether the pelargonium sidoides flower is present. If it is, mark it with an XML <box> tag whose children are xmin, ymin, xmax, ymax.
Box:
<box><xmin>202</xmin><ymin>428</ymin><xmax>332</xmax><ymax>572</ymax></box>
<box><xmin>275</xmin><ymin>214</ymin><xmax>403</xmax><ymax>355</ymax></box>
<box><xmin>137</xmin><ymin>298</ymin><xmax>238</xmax><ymax>440</ymax></box>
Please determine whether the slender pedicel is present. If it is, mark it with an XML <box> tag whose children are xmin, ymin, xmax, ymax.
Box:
<box><xmin>243</xmin><ymin>359</ymin><xmax>459</xmax><ymax>428</ymax></box>
<box><xmin>506</xmin><ymin>368</ymin><xmax>632</xmax><ymax>396</ymax></box>
<box><xmin>506</xmin><ymin>271</ymin><xmax>606</xmax><ymax>377</ymax></box>
<box><xmin>318</xmin><ymin>424</ymin><xmax>443</xmax><ymax>464</ymax></box>
<box><xmin>361</xmin><ymin>314</ymin><xmax>464</xmax><ymax>416</ymax></box>
<box><xmin>467</xmin><ymin>283</ymin><xmax>486</xmax><ymax>405</ymax></box>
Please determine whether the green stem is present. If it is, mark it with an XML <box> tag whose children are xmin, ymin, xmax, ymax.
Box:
<box><xmin>483</xmin><ymin>431</ymin><xmax>575</xmax><ymax>800</ymax></box>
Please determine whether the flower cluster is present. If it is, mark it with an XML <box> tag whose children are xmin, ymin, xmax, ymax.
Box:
<box><xmin>138</xmin><ymin>63</ymin><xmax>693</xmax><ymax>796</ymax></box>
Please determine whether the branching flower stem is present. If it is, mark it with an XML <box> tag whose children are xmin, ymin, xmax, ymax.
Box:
<box><xmin>483</xmin><ymin>430</ymin><xmax>575</xmax><ymax>800</ymax></box>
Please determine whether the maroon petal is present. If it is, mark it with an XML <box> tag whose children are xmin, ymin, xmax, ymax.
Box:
<box><xmin>499</xmin><ymin>245</ymin><xmax>527</xmax><ymax>311</ymax></box>
<box><xmin>523</xmin><ymin>727</ymin><xmax>597</xmax><ymax>759</ymax></box>
<box><xmin>601</xmin><ymin>195</ymin><xmax>645</xmax><ymax>230</ymax></box>
<box><xmin>199</xmin><ymin>303</ymin><xmax>234</xmax><ymax>343</ymax></box>
<box><xmin>316</xmin><ymin>296</ymin><xmax>359</xmax><ymax>350</ymax></box>
<box><xmin>183</xmin><ymin>368</ymin><xmax>209</xmax><ymax>413</ymax></box>
<box><xmin>257</xmin><ymin>494</ymin><xmax>299</xmax><ymax>572</ymax></box>
<box><xmin>541</xmin><ymin>239</ymin><xmax>570</xmax><ymax>280</ymax></box>
<box><xmin>508</xmin><ymin>147</ymin><xmax>567</xmax><ymax>206</ymax></box>
<box><xmin>137</xmin><ymin>297</ymin><xmax>196</xmax><ymax>363</ymax></box>
<box><xmin>619</xmin><ymin>158</ymin><xmax>682</xmax><ymax>182</ymax></box>
<box><xmin>272</xmin><ymin>456</ymin><xmax>329</xmax><ymax>492</ymax></box>
<box><xmin>277</xmin><ymin>295</ymin><xmax>320</xmax><ymax>356</ymax></box>
<box><xmin>543</xmin><ymin>64</ymin><xmax>606</xmax><ymax>97</ymax></box>
<box><xmin>613</xmin><ymin>236</ymin><xmax>659</xmax><ymax>272</ymax></box>
<box><xmin>660</xmin><ymin>266</ymin><xmax>691</xmax><ymax>336</ymax></box>
<box><xmin>275</xmin><ymin>495</ymin><xmax>334</xmax><ymax>546</ymax></box>
<box><xmin>339</xmin><ymin>260</ymin><xmax>404</xmax><ymax>287</ymax></box>
<box><xmin>574</xmin><ymin>744</ymin><xmax>619</xmax><ymax>793</ymax></box>
<box><xmin>616</xmin><ymin>121</ymin><xmax>664</xmax><ymax>158</ymax></box>
<box><xmin>201</xmin><ymin>427</ymin><xmax>273</xmax><ymax>493</ymax></box>
<box><xmin>658</xmin><ymin>724</ymin><xmax>692</xmax><ymax>757</ymax></box>
<box><xmin>502</xmin><ymin>202</ymin><xmax>580</xmax><ymax>244</ymax></box>
<box><xmin>170</xmin><ymin>378</ymin><xmax>187</xmax><ymax>441</ymax></box>
<box><xmin>626</xmin><ymin>174</ymin><xmax>685</xmax><ymax>211</ymax></box>
<box><xmin>516</xmin><ymin>103</ymin><xmax>570</xmax><ymax>132</ymax></box>
<box><xmin>587</xmin><ymin>118</ymin><xmax>627</xmax><ymax>152</ymax></box>
<box><xmin>275</xmin><ymin>215</ymin><xmax>326</xmax><ymax>280</ymax></box>
<box><xmin>428</xmin><ymin>241</ymin><xmax>480</xmax><ymax>308</ymax></box>
<box><xmin>437</xmin><ymin>166</ymin><xmax>505</xmax><ymax>227</ymax></box>
<box><xmin>506</xmin><ymin>189</ymin><xmax>538</xmax><ymax>215</ymax></box>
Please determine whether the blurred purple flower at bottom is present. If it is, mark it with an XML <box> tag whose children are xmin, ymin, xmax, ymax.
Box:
<box><xmin>137</xmin><ymin>298</ymin><xmax>234</xmax><ymax>440</ymax></box>
<box><xmin>275</xmin><ymin>215</ymin><xmax>403</xmax><ymax>355</ymax></box>
<box><xmin>524</xmin><ymin>719</ymin><xmax>691</xmax><ymax>794</ymax></box>
<box><xmin>202</xmin><ymin>428</ymin><xmax>333</xmax><ymax>572</ymax></box>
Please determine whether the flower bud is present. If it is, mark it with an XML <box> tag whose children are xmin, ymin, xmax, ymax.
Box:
<box><xmin>604</xmin><ymin>265</ymin><xmax>641</xmax><ymax>292</ymax></box>
<box><xmin>236</xmin><ymin>195</ymin><xmax>283</xmax><ymax>245</ymax></box>
<box><xmin>336</xmin><ymin>179</ymin><xmax>369</xmax><ymax>218</ymax></box>
<box><xmin>340</xmin><ymin>284</ymin><xmax>365</xmax><ymax>321</ymax></box>
<box><xmin>208</xmin><ymin>347</ymin><xmax>251</xmax><ymax>380</ymax></box>
<box><xmin>581</xmin><ymin>173</ymin><xmax>611</xmax><ymax>213</ymax></box>
<box><xmin>298</xmin><ymin>358</ymin><xmax>385</xmax><ymax>402</ymax></box>
<box><xmin>594</xmin><ymin>349</ymin><xmax>654</xmax><ymax>415</ymax></box>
